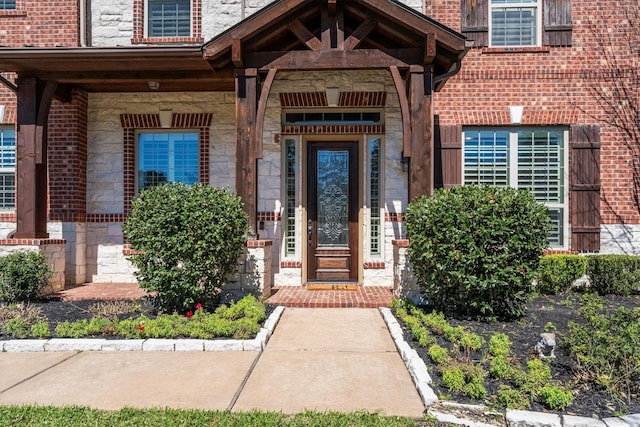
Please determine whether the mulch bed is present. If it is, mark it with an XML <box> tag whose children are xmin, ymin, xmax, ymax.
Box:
<box><xmin>398</xmin><ymin>293</ymin><xmax>640</xmax><ymax>419</ymax></box>
<box><xmin>0</xmin><ymin>296</ymin><xmax>276</xmax><ymax>341</ymax></box>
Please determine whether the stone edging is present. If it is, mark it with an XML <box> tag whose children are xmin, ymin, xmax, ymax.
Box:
<box><xmin>378</xmin><ymin>307</ymin><xmax>640</xmax><ymax>427</ymax></box>
<box><xmin>0</xmin><ymin>306</ymin><xmax>285</xmax><ymax>353</ymax></box>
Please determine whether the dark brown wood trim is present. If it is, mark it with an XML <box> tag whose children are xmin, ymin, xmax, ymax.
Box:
<box><xmin>288</xmin><ymin>19</ymin><xmax>322</xmax><ymax>51</ymax></box>
<box><xmin>344</xmin><ymin>16</ymin><xmax>378</xmax><ymax>50</ymax></box>
<box><xmin>246</xmin><ymin>49</ymin><xmax>420</xmax><ymax>70</ymax></box>
<box><xmin>409</xmin><ymin>66</ymin><xmax>433</xmax><ymax>200</ymax></box>
<box><xmin>236</xmin><ymin>70</ymin><xmax>258</xmax><ymax>234</ymax></box>
<box><xmin>254</xmin><ymin>68</ymin><xmax>278</xmax><ymax>159</ymax></box>
<box><xmin>389</xmin><ymin>66</ymin><xmax>411</xmax><ymax>158</ymax></box>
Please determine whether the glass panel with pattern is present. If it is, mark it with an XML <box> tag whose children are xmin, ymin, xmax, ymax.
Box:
<box><xmin>464</xmin><ymin>129</ymin><xmax>510</xmax><ymax>186</ymax></box>
<box><xmin>0</xmin><ymin>0</ymin><xmax>16</xmax><ymax>10</ymax></box>
<box><xmin>369</xmin><ymin>138</ymin><xmax>381</xmax><ymax>256</ymax></box>
<box><xmin>148</xmin><ymin>0</ymin><xmax>190</xmax><ymax>37</ymax></box>
<box><xmin>0</xmin><ymin>128</ymin><xmax>15</xmax><ymax>210</ymax></box>
<box><xmin>137</xmin><ymin>132</ymin><xmax>198</xmax><ymax>192</ymax></box>
<box><xmin>316</xmin><ymin>150</ymin><xmax>349</xmax><ymax>247</ymax></box>
<box><xmin>491</xmin><ymin>0</ymin><xmax>538</xmax><ymax>46</ymax></box>
<box><xmin>284</xmin><ymin>139</ymin><xmax>296</xmax><ymax>256</ymax></box>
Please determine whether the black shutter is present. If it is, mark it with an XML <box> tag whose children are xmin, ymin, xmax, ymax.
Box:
<box><xmin>434</xmin><ymin>118</ymin><xmax>462</xmax><ymax>189</ymax></box>
<box><xmin>544</xmin><ymin>0</ymin><xmax>572</xmax><ymax>46</ymax></box>
<box><xmin>570</xmin><ymin>125</ymin><xmax>600</xmax><ymax>252</ymax></box>
<box><xmin>461</xmin><ymin>0</ymin><xmax>488</xmax><ymax>48</ymax></box>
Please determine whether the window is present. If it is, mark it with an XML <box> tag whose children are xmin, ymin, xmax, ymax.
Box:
<box><xmin>0</xmin><ymin>0</ymin><xmax>16</xmax><ymax>10</ymax></box>
<box><xmin>464</xmin><ymin>127</ymin><xmax>567</xmax><ymax>247</ymax></box>
<box><xmin>147</xmin><ymin>0</ymin><xmax>191</xmax><ymax>38</ymax></box>
<box><xmin>0</xmin><ymin>127</ymin><xmax>15</xmax><ymax>210</ymax></box>
<box><xmin>284</xmin><ymin>138</ymin><xmax>297</xmax><ymax>257</ymax></box>
<box><xmin>137</xmin><ymin>132</ymin><xmax>198</xmax><ymax>192</ymax></box>
<box><xmin>490</xmin><ymin>0</ymin><xmax>540</xmax><ymax>46</ymax></box>
<box><xmin>369</xmin><ymin>137</ymin><xmax>382</xmax><ymax>257</ymax></box>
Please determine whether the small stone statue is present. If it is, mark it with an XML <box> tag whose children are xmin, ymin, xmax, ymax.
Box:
<box><xmin>535</xmin><ymin>332</ymin><xmax>556</xmax><ymax>359</ymax></box>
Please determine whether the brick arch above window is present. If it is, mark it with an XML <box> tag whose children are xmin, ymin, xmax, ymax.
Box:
<box><xmin>121</xmin><ymin>112</ymin><xmax>211</xmax><ymax>214</ymax></box>
<box><xmin>131</xmin><ymin>0</ymin><xmax>203</xmax><ymax>45</ymax></box>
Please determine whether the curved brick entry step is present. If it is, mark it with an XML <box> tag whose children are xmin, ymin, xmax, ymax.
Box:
<box><xmin>54</xmin><ymin>283</ymin><xmax>150</xmax><ymax>301</ymax></box>
<box><xmin>266</xmin><ymin>286</ymin><xmax>393</xmax><ymax>308</ymax></box>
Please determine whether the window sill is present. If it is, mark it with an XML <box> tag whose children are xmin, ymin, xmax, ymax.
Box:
<box><xmin>131</xmin><ymin>37</ymin><xmax>204</xmax><ymax>45</ymax></box>
<box><xmin>482</xmin><ymin>46</ymin><xmax>551</xmax><ymax>54</ymax></box>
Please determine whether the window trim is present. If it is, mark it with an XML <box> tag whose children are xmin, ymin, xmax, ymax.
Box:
<box><xmin>488</xmin><ymin>0</ymin><xmax>542</xmax><ymax>47</ymax></box>
<box><xmin>462</xmin><ymin>127</ymin><xmax>569</xmax><ymax>248</ymax></box>
<box><xmin>144</xmin><ymin>0</ymin><xmax>192</xmax><ymax>39</ymax></box>
<box><xmin>132</xmin><ymin>0</ymin><xmax>203</xmax><ymax>44</ymax></box>
<box><xmin>121</xmin><ymin>113</ymin><xmax>211</xmax><ymax>215</ymax></box>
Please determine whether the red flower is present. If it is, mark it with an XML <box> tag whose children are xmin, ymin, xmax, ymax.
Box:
<box><xmin>138</xmin><ymin>324</ymin><xmax>145</xmax><ymax>331</ymax></box>
<box><xmin>195</xmin><ymin>303</ymin><xmax>203</xmax><ymax>310</ymax></box>
<box><xmin>186</xmin><ymin>311</ymin><xmax>193</xmax><ymax>318</ymax></box>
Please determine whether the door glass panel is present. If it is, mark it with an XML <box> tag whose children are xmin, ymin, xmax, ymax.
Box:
<box><xmin>317</xmin><ymin>150</ymin><xmax>349</xmax><ymax>247</ymax></box>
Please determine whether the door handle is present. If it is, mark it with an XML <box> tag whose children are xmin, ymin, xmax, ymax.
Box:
<box><xmin>308</xmin><ymin>220</ymin><xmax>313</xmax><ymax>245</ymax></box>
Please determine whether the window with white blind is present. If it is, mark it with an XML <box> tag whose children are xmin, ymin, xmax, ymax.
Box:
<box><xmin>0</xmin><ymin>127</ymin><xmax>15</xmax><ymax>210</ymax></box>
<box><xmin>490</xmin><ymin>0</ymin><xmax>541</xmax><ymax>46</ymax></box>
<box><xmin>0</xmin><ymin>0</ymin><xmax>16</xmax><ymax>10</ymax></box>
<box><xmin>463</xmin><ymin>128</ymin><xmax>568</xmax><ymax>247</ymax></box>
<box><xmin>137</xmin><ymin>131</ymin><xmax>198</xmax><ymax>192</ymax></box>
<box><xmin>146</xmin><ymin>0</ymin><xmax>191</xmax><ymax>38</ymax></box>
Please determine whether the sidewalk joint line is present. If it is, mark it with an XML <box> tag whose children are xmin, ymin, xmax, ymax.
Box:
<box><xmin>226</xmin><ymin>349</ymin><xmax>263</xmax><ymax>412</ymax></box>
<box><xmin>0</xmin><ymin>351</ymin><xmax>80</xmax><ymax>395</ymax></box>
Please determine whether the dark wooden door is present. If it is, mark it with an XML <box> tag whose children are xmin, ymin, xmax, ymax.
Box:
<box><xmin>307</xmin><ymin>142</ymin><xmax>359</xmax><ymax>282</ymax></box>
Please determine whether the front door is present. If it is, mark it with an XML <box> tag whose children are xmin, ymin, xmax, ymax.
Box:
<box><xmin>307</xmin><ymin>142</ymin><xmax>359</xmax><ymax>282</ymax></box>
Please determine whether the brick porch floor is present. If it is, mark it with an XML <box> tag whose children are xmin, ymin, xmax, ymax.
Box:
<box><xmin>53</xmin><ymin>283</ymin><xmax>394</xmax><ymax>308</ymax></box>
<box><xmin>265</xmin><ymin>286</ymin><xmax>394</xmax><ymax>308</ymax></box>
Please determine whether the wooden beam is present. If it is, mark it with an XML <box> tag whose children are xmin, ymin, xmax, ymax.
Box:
<box><xmin>235</xmin><ymin>69</ymin><xmax>258</xmax><ymax>235</ymax></box>
<box><xmin>246</xmin><ymin>48</ymin><xmax>421</xmax><ymax>70</ymax></box>
<box><xmin>288</xmin><ymin>20</ymin><xmax>322</xmax><ymax>51</ymax></box>
<box><xmin>408</xmin><ymin>66</ymin><xmax>433</xmax><ymax>201</ymax></box>
<box><xmin>321</xmin><ymin>1</ymin><xmax>344</xmax><ymax>50</ymax></box>
<box><xmin>389</xmin><ymin>66</ymin><xmax>411</xmax><ymax>158</ymax></box>
<box><xmin>425</xmin><ymin>32</ymin><xmax>436</xmax><ymax>64</ymax></box>
<box><xmin>13</xmin><ymin>77</ymin><xmax>56</xmax><ymax>239</ymax></box>
<box><xmin>344</xmin><ymin>16</ymin><xmax>378</xmax><ymax>50</ymax></box>
<box><xmin>254</xmin><ymin>68</ymin><xmax>277</xmax><ymax>159</ymax></box>
<box><xmin>232</xmin><ymin>38</ymin><xmax>244</xmax><ymax>68</ymax></box>
<box><xmin>328</xmin><ymin>0</ymin><xmax>337</xmax><ymax>16</ymax></box>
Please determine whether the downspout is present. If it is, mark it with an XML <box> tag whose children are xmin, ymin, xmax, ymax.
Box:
<box><xmin>80</xmin><ymin>0</ymin><xmax>90</xmax><ymax>47</ymax></box>
<box><xmin>432</xmin><ymin>59</ymin><xmax>463</xmax><ymax>91</ymax></box>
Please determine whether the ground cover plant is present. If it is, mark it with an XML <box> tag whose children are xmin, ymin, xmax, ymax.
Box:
<box><xmin>0</xmin><ymin>295</ymin><xmax>266</xmax><ymax>340</ymax></box>
<box><xmin>394</xmin><ymin>291</ymin><xmax>640</xmax><ymax>418</ymax></box>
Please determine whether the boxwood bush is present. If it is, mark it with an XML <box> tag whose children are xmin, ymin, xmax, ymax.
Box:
<box><xmin>0</xmin><ymin>251</ymin><xmax>52</xmax><ymax>303</ymax></box>
<box><xmin>123</xmin><ymin>183</ymin><xmax>250</xmax><ymax>313</ymax></box>
<box><xmin>585</xmin><ymin>254</ymin><xmax>640</xmax><ymax>295</ymax></box>
<box><xmin>405</xmin><ymin>185</ymin><xmax>551</xmax><ymax>320</ymax></box>
<box><xmin>536</xmin><ymin>254</ymin><xmax>587</xmax><ymax>295</ymax></box>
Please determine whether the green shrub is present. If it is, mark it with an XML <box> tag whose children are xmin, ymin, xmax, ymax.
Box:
<box><xmin>565</xmin><ymin>294</ymin><xmax>640</xmax><ymax>406</ymax></box>
<box><xmin>428</xmin><ymin>344</ymin><xmax>449</xmax><ymax>365</ymax></box>
<box><xmin>585</xmin><ymin>255</ymin><xmax>640</xmax><ymax>296</ymax></box>
<box><xmin>441</xmin><ymin>366</ymin><xmax>466</xmax><ymax>392</ymax></box>
<box><xmin>539</xmin><ymin>385</ymin><xmax>573</xmax><ymax>411</ymax></box>
<box><xmin>517</xmin><ymin>358</ymin><xmax>552</xmax><ymax>398</ymax></box>
<box><xmin>2</xmin><ymin>316</ymin><xmax>30</xmax><ymax>338</ymax></box>
<box><xmin>497</xmin><ymin>385</ymin><xmax>530</xmax><ymax>410</ymax></box>
<box><xmin>488</xmin><ymin>332</ymin><xmax>512</xmax><ymax>357</ymax></box>
<box><xmin>489</xmin><ymin>355</ymin><xmax>515</xmax><ymax>380</ymax></box>
<box><xmin>31</xmin><ymin>320</ymin><xmax>51</xmax><ymax>338</ymax></box>
<box><xmin>0</xmin><ymin>251</ymin><xmax>52</xmax><ymax>303</ymax></box>
<box><xmin>536</xmin><ymin>255</ymin><xmax>587</xmax><ymax>295</ymax></box>
<box><xmin>123</xmin><ymin>183</ymin><xmax>250</xmax><ymax>313</ymax></box>
<box><xmin>406</xmin><ymin>185</ymin><xmax>551</xmax><ymax>320</ymax></box>
<box><xmin>464</xmin><ymin>377</ymin><xmax>487</xmax><ymax>400</ymax></box>
<box><xmin>55</xmin><ymin>320</ymin><xmax>90</xmax><ymax>338</ymax></box>
<box><xmin>215</xmin><ymin>295</ymin><xmax>265</xmax><ymax>322</ymax></box>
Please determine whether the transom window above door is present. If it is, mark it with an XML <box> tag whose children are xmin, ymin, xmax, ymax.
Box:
<box><xmin>490</xmin><ymin>0</ymin><xmax>541</xmax><ymax>46</ymax></box>
<box><xmin>146</xmin><ymin>0</ymin><xmax>191</xmax><ymax>38</ymax></box>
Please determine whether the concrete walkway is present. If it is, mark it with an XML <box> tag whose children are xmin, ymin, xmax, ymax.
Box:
<box><xmin>0</xmin><ymin>308</ymin><xmax>425</xmax><ymax>418</ymax></box>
